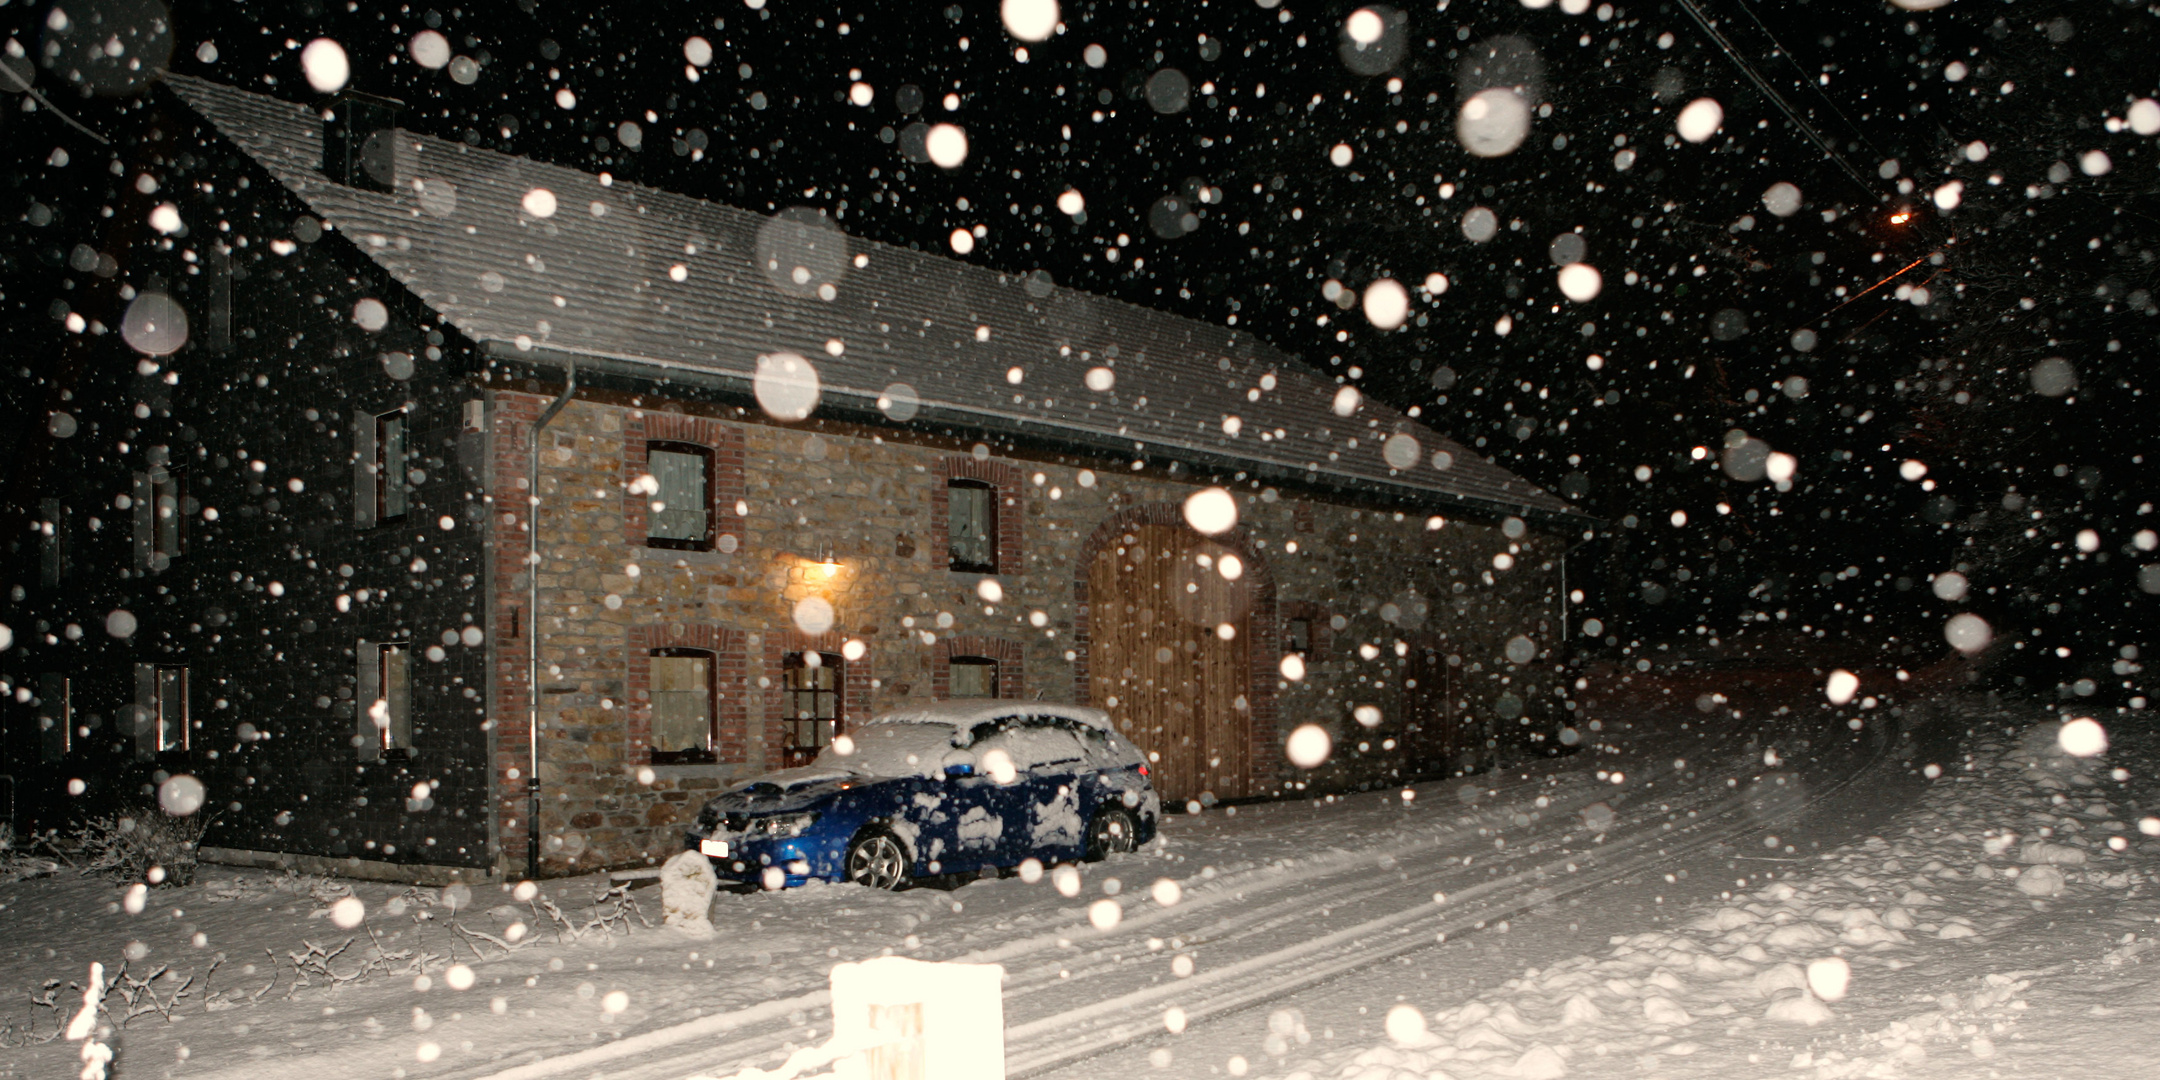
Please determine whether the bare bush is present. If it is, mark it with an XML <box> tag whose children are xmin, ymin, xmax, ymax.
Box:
<box><xmin>65</xmin><ymin>808</ymin><xmax>214</xmax><ymax>886</ymax></box>
<box><xmin>0</xmin><ymin>824</ymin><xmax>63</xmax><ymax>884</ymax></box>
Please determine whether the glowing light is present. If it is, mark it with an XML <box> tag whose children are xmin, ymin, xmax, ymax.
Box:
<box><xmin>1000</xmin><ymin>0</ymin><xmax>1060</xmax><ymax>42</ymax></box>
<box><xmin>1285</xmin><ymin>724</ymin><xmax>1332</xmax><ymax>769</ymax></box>
<box><xmin>1556</xmin><ymin>263</ymin><xmax>1602</xmax><ymax>302</ymax></box>
<box><xmin>1675</xmin><ymin>97</ymin><xmax>1723</xmax><ymax>143</ymax></box>
<box><xmin>410</xmin><ymin>30</ymin><xmax>450</xmax><ymax>69</ymax></box>
<box><xmin>1362</xmin><ymin>278</ymin><xmax>1408</xmax><ymax>329</ymax></box>
<box><xmin>1182</xmin><ymin>487</ymin><xmax>1238</xmax><ymax>536</ymax></box>
<box><xmin>926</xmin><ymin>124</ymin><xmax>969</xmax><ymax>169</ymax></box>
<box><xmin>1346</xmin><ymin>9</ymin><xmax>1385</xmax><ymax>44</ymax></box>
<box><xmin>1825</xmin><ymin>670</ymin><xmax>1859</xmax><ymax>705</ymax></box>
<box><xmin>753</xmin><ymin>351</ymin><xmax>822</xmax><ymax>420</ymax></box>
<box><xmin>2058</xmin><ymin>717</ymin><xmax>2108</xmax><ymax>758</ymax></box>
<box><xmin>301</xmin><ymin>38</ymin><xmax>350</xmax><ymax>93</ymax></box>
<box><xmin>328</xmin><ymin>896</ymin><xmax>366</xmax><ymax>929</ymax></box>
<box><xmin>1457</xmin><ymin>88</ymin><xmax>1530</xmax><ymax>157</ymax></box>
<box><xmin>1944</xmin><ymin>612</ymin><xmax>1992</xmax><ymax>655</ymax></box>
<box><xmin>1806</xmin><ymin>957</ymin><xmax>1851</xmax><ymax>1002</ymax></box>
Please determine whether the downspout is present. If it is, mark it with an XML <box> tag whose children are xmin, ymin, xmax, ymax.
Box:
<box><xmin>526</xmin><ymin>360</ymin><xmax>577</xmax><ymax>882</ymax></box>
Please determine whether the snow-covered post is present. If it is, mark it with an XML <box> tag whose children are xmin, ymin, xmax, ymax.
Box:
<box><xmin>830</xmin><ymin>956</ymin><xmax>1005</xmax><ymax>1080</ymax></box>
<box><xmin>65</xmin><ymin>961</ymin><xmax>112</xmax><ymax>1080</ymax></box>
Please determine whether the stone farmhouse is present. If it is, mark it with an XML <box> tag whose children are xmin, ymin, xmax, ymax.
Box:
<box><xmin>4</xmin><ymin>75</ymin><xmax>1585</xmax><ymax>883</ymax></box>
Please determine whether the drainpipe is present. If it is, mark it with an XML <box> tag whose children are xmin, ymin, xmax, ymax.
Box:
<box><xmin>525</xmin><ymin>360</ymin><xmax>577</xmax><ymax>882</ymax></box>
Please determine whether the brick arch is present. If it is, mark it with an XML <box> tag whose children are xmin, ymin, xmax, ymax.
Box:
<box><xmin>622</xmin><ymin>411</ymin><xmax>745</xmax><ymax>551</ymax></box>
<box><xmin>1073</xmin><ymin>500</ymin><xmax>1278</xmax><ymax>796</ymax></box>
<box><xmin>931</xmin><ymin>455</ymin><xmax>1024</xmax><ymax>575</ymax></box>
<box><xmin>625</xmin><ymin>623</ymin><xmax>747</xmax><ymax>764</ymax></box>
<box><xmin>932</xmin><ymin>634</ymin><xmax>1026</xmax><ymax>699</ymax></box>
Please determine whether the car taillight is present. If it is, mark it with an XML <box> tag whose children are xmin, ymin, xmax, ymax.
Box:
<box><xmin>1138</xmin><ymin>763</ymin><xmax>1149</xmax><ymax>778</ymax></box>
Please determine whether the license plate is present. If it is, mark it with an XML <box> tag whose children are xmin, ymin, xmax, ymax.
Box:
<box><xmin>699</xmin><ymin>838</ymin><xmax>729</xmax><ymax>858</ymax></box>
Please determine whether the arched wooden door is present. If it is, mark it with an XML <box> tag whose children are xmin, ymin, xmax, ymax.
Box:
<box><xmin>1087</xmin><ymin>524</ymin><xmax>1253</xmax><ymax>803</ymax></box>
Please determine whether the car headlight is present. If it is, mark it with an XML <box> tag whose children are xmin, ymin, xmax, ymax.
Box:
<box><xmin>747</xmin><ymin>812</ymin><xmax>820</xmax><ymax>839</ymax></box>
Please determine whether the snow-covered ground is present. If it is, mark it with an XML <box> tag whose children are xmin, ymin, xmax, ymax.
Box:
<box><xmin>5</xmin><ymin>694</ymin><xmax>2154</xmax><ymax>1080</ymax></box>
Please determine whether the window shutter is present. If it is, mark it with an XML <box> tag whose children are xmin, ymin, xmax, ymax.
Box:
<box><xmin>355</xmin><ymin>640</ymin><xmax>381</xmax><ymax>761</ymax></box>
<box><xmin>133</xmin><ymin>662</ymin><xmax>157</xmax><ymax>761</ymax></box>
<box><xmin>131</xmin><ymin>472</ymin><xmax>153</xmax><ymax>571</ymax></box>
<box><xmin>353</xmin><ymin>418</ymin><xmax>378</xmax><ymax>528</ymax></box>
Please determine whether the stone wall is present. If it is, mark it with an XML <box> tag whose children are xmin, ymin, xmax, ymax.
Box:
<box><xmin>488</xmin><ymin>391</ymin><xmax>1569</xmax><ymax>876</ymax></box>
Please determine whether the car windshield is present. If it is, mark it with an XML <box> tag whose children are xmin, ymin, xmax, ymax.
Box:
<box><xmin>814</xmin><ymin>721</ymin><xmax>962</xmax><ymax>778</ymax></box>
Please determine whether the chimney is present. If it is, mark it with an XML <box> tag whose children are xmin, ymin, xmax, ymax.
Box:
<box><xmin>322</xmin><ymin>90</ymin><xmax>403</xmax><ymax>192</ymax></box>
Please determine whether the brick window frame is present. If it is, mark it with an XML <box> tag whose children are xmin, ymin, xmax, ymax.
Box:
<box><xmin>627</xmin><ymin>624</ymin><xmax>747</xmax><ymax>765</ymax></box>
<box><xmin>623</xmin><ymin>412</ymin><xmax>745</xmax><ymax>552</ymax></box>
<box><xmin>762</xmin><ymin>630</ymin><xmax>874</xmax><ymax>767</ymax></box>
<box><xmin>932</xmin><ymin>456</ymin><xmax>1023</xmax><ymax>576</ymax></box>
<box><xmin>932</xmin><ymin>635</ymin><xmax>1025</xmax><ymax>700</ymax></box>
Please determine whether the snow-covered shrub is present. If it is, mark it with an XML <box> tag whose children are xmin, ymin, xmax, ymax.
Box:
<box><xmin>0</xmin><ymin>824</ymin><xmax>63</xmax><ymax>883</ymax></box>
<box><xmin>69</xmin><ymin>808</ymin><xmax>211</xmax><ymax>887</ymax></box>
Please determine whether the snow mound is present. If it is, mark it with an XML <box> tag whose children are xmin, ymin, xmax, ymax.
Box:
<box><xmin>660</xmin><ymin>848</ymin><xmax>718</xmax><ymax>934</ymax></box>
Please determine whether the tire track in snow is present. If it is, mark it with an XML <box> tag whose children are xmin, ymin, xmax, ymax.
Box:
<box><xmin>1005</xmin><ymin>720</ymin><xmax>1905</xmax><ymax>1076</ymax></box>
<box><xmin>457</xmin><ymin>718</ymin><xmax>1894</xmax><ymax>1080</ymax></box>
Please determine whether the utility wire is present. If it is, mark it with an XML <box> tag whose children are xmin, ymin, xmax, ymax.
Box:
<box><xmin>1672</xmin><ymin>0</ymin><xmax>1874</xmax><ymax>199</ymax></box>
<box><xmin>0</xmin><ymin>60</ymin><xmax>112</xmax><ymax>145</ymax></box>
<box><xmin>1727</xmin><ymin>0</ymin><xmax>1886</xmax><ymax>166</ymax></box>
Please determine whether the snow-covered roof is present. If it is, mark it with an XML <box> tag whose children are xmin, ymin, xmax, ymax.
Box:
<box><xmin>161</xmin><ymin>75</ymin><xmax>1577</xmax><ymax>521</ymax></box>
<box><xmin>866</xmin><ymin>700</ymin><xmax>1115</xmax><ymax>732</ymax></box>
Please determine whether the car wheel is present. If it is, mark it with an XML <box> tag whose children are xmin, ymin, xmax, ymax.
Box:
<box><xmin>1085</xmin><ymin>807</ymin><xmax>1139</xmax><ymax>861</ymax></box>
<box><xmin>845</xmin><ymin>829</ymin><xmax>909</xmax><ymax>890</ymax></box>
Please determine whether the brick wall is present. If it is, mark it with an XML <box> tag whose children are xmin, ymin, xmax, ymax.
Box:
<box><xmin>491</xmin><ymin>392</ymin><xmax>1566</xmax><ymax>875</ymax></box>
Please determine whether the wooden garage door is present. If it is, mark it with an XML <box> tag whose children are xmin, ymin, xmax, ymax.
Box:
<box><xmin>1088</xmin><ymin>524</ymin><xmax>1252</xmax><ymax>803</ymax></box>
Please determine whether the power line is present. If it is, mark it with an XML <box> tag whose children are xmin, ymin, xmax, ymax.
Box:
<box><xmin>1672</xmin><ymin>0</ymin><xmax>1874</xmax><ymax>199</ymax></box>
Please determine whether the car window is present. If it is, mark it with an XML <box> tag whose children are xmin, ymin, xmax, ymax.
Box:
<box><xmin>814</xmin><ymin>721</ymin><xmax>962</xmax><ymax>778</ymax></box>
<box><xmin>968</xmin><ymin>718</ymin><xmax>1086</xmax><ymax>773</ymax></box>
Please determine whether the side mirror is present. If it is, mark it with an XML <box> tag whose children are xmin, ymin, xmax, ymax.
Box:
<box><xmin>943</xmin><ymin>762</ymin><xmax>976</xmax><ymax>779</ymax></box>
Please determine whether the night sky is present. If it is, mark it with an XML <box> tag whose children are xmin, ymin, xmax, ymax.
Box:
<box><xmin>4</xmin><ymin>0</ymin><xmax>2156</xmax><ymax>703</ymax></box>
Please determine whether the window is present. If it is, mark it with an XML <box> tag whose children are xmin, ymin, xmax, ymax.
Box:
<box><xmin>37</xmin><ymin>673</ymin><xmax>70</xmax><ymax>762</ymax></box>
<box><xmin>649</xmin><ymin>649</ymin><xmax>717</xmax><ymax>764</ymax></box>
<box><xmin>948</xmin><ymin>656</ymin><xmax>999</xmax><ymax>699</ymax></box>
<box><xmin>947</xmin><ymin>479</ymin><xmax>997</xmax><ymax>573</ymax></box>
<box><xmin>38</xmin><ymin>498</ymin><xmax>67</xmax><ymax>587</ymax></box>
<box><xmin>357</xmin><ymin>640</ymin><xmax>412</xmax><ymax>758</ymax></box>
<box><xmin>781</xmin><ymin>652</ymin><xmax>842</xmax><ymax>768</ymax></box>
<box><xmin>155</xmin><ymin>469</ymin><xmax>184</xmax><ymax>566</ymax></box>
<box><xmin>155</xmin><ymin>666</ymin><xmax>189</xmax><ymax>753</ymax></box>
<box><xmin>203</xmin><ymin>243</ymin><xmax>234</xmax><ymax>354</ymax></box>
<box><xmin>1285</xmin><ymin>617</ymin><xmax>1313</xmax><ymax>656</ymax></box>
<box><xmin>133</xmin><ymin>468</ymin><xmax>184</xmax><ymax>571</ymax></box>
<box><xmin>645</xmin><ymin>443</ymin><xmax>713</xmax><ymax>549</ymax></box>
<box><xmin>377</xmin><ymin>409</ymin><xmax>410</xmax><ymax>521</ymax></box>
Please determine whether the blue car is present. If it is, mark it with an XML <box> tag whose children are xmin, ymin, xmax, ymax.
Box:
<box><xmin>684</xmin><ymin>702</ymin><xmax>1161</xmax><ymax>890</ymax></box>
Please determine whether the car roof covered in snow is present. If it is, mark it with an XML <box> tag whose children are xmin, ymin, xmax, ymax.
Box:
<box><xmin>865</xmin><ymin>700</ymin><xmax>1115</xmax><ymax>732</ymax></box>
